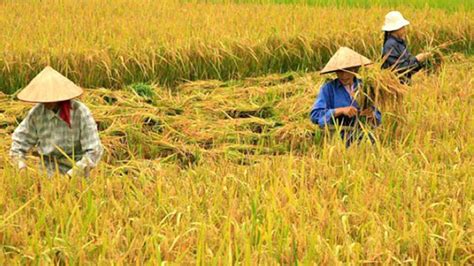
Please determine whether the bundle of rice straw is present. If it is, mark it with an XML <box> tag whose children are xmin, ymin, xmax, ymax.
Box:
<box><xmin>424</xmin><ymin>38</ymin><xmax>463</xmax><ymax>74</ymax></box>
<box><xmin>355</xmin><ymin>63</ymin><xmax>408</xmax><ymax>113</ymax></box>
<box><xmin>423</xmin><ymin>43</ymin><xmax>449</xmax><ymax>74</ymax></box>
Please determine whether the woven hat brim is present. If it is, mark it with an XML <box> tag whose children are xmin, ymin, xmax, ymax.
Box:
<box><xmin>320</xmin><ymin>47</ymin><xmax>373</xmax><ymax>75</ymax></box>
<box><xmin>320</xmin><ymin>62</ymin><xmax>373</xmax><ymax>74</ymax></box>
<box><xmin>17</xmin><ymin>66</ymin><xmax>84</xmax><ymax>103</ymax></box>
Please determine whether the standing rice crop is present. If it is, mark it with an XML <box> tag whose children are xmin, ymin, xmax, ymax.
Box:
<box><xmin>0</xmin><ymin>0</ymin><xmax>472</xmax><ymax>92</ymax></box>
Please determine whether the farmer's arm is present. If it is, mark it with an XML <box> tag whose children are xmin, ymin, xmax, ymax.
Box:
<box><xmin>75</xmin><ymin>103</ymin><xmax>104</xmax><ymax>173</ymax></box>
<box><xmin>397</xmin><ymin>54</ymin><xmax>422</xmax><ymax>75</ymax></box>
<box><xmin>360</xmin><ymin>107</ymin><xmax>382</xmax><ymax>126</ymax></box>
<box><xmin>310</xmin><ymin>83</ymin><xmax>357</xmax><ymax>127</ymax></box>
<box><xmin>383</xmin><ymin>42</ymin><xmax>421</xmax><ymax>72</ymax></box>
<box><xmin>10</xmin><ymin>108</ymin><xmax>39</xmax><ymax>168</ymax></box>
<box><xmin>310</xmin><ymin>83</ymin><xmax>337</xmax><ymax>128</ymax></box>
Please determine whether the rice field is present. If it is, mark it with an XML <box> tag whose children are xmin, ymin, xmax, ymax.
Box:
<box><xmin>202</xmin><ymin>0</ymin><xmax>474</xmax><ymax>11</ymax></box>
<box><xmin>0</xmin><ymin>0</ymin><xmax>473</xmax><ymax>264</ymax></box>
<box><xmin>0</xmin><ymin>0</ymin><xmax>472</xmax><ymax>92</ymax></box>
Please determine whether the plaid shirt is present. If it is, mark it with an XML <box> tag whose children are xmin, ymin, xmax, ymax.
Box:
<box><xmin>10</xmin><ymin>100</ymin><xmax>103</xmax><ymax>174</ymax></box>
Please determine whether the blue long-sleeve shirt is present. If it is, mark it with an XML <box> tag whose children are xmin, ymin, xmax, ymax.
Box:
<box><xmin>309</xmin><ymin>78</ymin><xmax>382</xmax><ymax>128</ymax></box>
<box><xmin>382</xmin><ymin>35</ymin><xmax>422</xmax><ymax>82</ymax></box>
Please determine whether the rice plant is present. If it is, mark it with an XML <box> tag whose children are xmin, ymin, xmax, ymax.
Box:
<box><xmin>0</xmin><ymin>0</ymin><xmax>472</xmax><ymax>92</ymax></box>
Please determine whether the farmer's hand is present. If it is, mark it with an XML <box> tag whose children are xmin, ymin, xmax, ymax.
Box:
<box><xmin>360</xmin><ymin>108</ymin><xmax>379</xmax><ymax>125</ymax></box>
<box><xmin>66</xmin><ymin>167</ymin><xmax>85</xmax><ymax>178</ymax></box>
<box><xmin>335</xmin><ymin>106</ymin><xmax>358</xmax><ymax>117</ymax></box>
<box><xmin>13</xmin><ymin>159</ymin><xmax>27</xmax><ymax>172</ymax></box>
<box><xmin>66</xmin><ymin>159</ymin><xmax>90</xmax><ymax>178</ymax></box>
<box><xmin>416</xmin><ymin>52</ymin><xmax>432</xmax><ymax>62</ymax></box>
<box><xmin>360</xmin><ymin>108</ymin><xmax>375</xmax><ymax>118</ymax></box>
<box><xmin>18</xmin><ymin>160</ymin><xmax>27</xmax><ymax>171</ymax></box>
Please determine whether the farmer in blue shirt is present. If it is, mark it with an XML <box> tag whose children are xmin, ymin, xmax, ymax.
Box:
<box><xmin>310</xmin><ymin>47</ymin><xmax>381</xmax><ymax>146</ymax></box>
<box><xmin>381</xmin><ymin>11</ymin><xmax>432</xmax><ymax>83</ymax></box>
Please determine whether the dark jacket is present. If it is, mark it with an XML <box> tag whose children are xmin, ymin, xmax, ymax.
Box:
<box><xmin>382</xmin><ymin>35</ymin><xmax>422</xmax><ymax>83</ymax></box>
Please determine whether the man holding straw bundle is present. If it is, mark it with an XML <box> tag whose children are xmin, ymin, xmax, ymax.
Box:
<box><xmin>10</xmin><ymin>66</ymin><xmax>103</xmax><ymax>177</ymax></box>
<box><xmin>310</xmin><ymin>47</ymin><xmax>381</xmax><ymax>146</ymax></box>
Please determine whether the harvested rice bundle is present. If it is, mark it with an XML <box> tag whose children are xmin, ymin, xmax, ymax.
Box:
<box><xmin>243</xmin><ymin>72</ymin><xmax>297</xmax><ymax>86</ymax></box>
<box><xmin>422</xmin><ymin>39</ymin><xmax>461</xmax><ymax>74</ymax></box>
<box><xmin>356</xmin><ymin>64</ymin><xmax>408</xmax><ymax>112</ymax></box>
<box><xmin>272</xmin><ymin>121</ymin><xmax>318</xmax><ymax>151</ymax></box>
<box><xmin>224</xmin><ymin>104</ymin><xmax>275</xmax><ymax>119</ymax></box>
<box><xmin>177</xmin><ymin>80</ymin><xmax>225</xmax><ymax>94</ymax></box>
<box><xmin>84</xmin><ymin>88</ymin><xmax>155</xmax><ymax>107</ymax></box>
<box><xmin>424</xmin><ymin>48</ymin><xmax>444</xmax><ymax>74</ymax></box>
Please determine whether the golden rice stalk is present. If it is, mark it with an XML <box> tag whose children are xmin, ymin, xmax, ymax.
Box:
<box><xmin>423</xmin><ymin>45</ymin><xmax>446</xmax><ymax>74</ymax></box>
<box><xmin>424</xmin><ymin>48</ymin><xmax>445</xmax><ymax>74</ymax></box>
<box><xmin>422</xmin><ymin>38</ymin><xmax>463</xmax><ymax>74</ymax></box>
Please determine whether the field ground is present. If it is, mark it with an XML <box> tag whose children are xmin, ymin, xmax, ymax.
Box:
<box><xmin>0</xmin><ymin>0</ymin><xmax>473</xmax><ymax>264</ymax></box>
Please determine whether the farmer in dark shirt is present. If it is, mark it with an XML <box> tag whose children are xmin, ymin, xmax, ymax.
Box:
<box><xmin>381</xmin><ymin>11</ymin><xmax>432</xmax><ymax>83</ymax></box>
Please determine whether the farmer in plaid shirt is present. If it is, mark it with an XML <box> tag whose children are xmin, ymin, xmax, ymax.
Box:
<box><xmin>10</xmin><ymin>66</ymin><xmax>103</xmax><ymax>177</ymax></box>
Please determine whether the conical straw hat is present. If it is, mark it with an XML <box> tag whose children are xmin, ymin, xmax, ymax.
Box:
<box><xmin>17</xmin><ymin>66</ymin><xmax>83</xmax><ymax>103</ymax></box>
<box><xmin>320</xmin><ymin>47</ymin><xmax>372</xmax><ymax>74</ymax></box>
